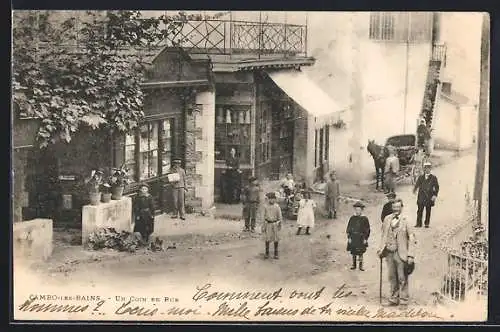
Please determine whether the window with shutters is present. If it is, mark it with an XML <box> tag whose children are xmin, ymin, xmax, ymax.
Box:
<box><xmin>369</xmin><ymin>12</ymin><xmax>433</xmax><ymax>43</ymax></box>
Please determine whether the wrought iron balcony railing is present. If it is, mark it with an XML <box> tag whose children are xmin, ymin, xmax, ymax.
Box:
<box><xmin>160</xmin><ymin>18</ymin><xmax>308</xmax><ymax>57</ymax></box>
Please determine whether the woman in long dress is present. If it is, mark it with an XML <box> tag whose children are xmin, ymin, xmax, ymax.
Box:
<box><xmin>296</xmin><ymin>190</ymin><xmax>317</xmax><ymax>235</ymax></box>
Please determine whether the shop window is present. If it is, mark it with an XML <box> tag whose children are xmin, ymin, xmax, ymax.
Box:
<box><xmin>214</xmin><ymin>105</ymin><xmax>252</xmax><ymax>164</ymax></box>
<box><xmin>257</xmin><ymin>102</ymin><xmax>272</xmax><ymax>165</ymax></box>
<box><xmin>160</xmin><ymin>119</ymin><xmax>174</xmax><ymax>175</ymax></box>
<box><xmin>124</xmin><ymin>132</ymin><xmax>136</xmax><ymax>182</ymax></box>
<box><xmin>119</xmin><ymin>119</ymin><xmax>174</xmax><ymax>182</ymax></box>
<box><xmin>139</xmin><ymin>122</ymin><xmax>159</xmax><ymax>180</ymax></box>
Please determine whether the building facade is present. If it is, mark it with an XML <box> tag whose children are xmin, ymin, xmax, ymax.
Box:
<box><xmin>304</xmin><ymin>12</ymin><xmax>480</xmax><ymax>182</ymax></box>
<box><xmin>12</xmin><ymin>11</ymin><xmax>343</xmax><ymax>228</ymax></box>
<box><xmin>305</xmin><ymin>12</ymin><xmax>437</xmax><ymax>180</ymax></box>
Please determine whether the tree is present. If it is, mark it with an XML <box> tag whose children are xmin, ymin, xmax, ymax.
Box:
<box><xmin>12</xmin><ymin>10</ymin><xmax>190</xmax><ymax>148</ymax></box>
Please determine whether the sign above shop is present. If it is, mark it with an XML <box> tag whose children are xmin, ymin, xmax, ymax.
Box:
<box><xmin>58</xmin><ymin>175</ymin><xmax>77</xmax><ymax>181</ymax></box>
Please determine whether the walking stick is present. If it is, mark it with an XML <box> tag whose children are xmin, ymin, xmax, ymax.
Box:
<box><xmin>379</xmin><ymin>257</ymin><xmax>383</xmax><ymax>304</ymax></box>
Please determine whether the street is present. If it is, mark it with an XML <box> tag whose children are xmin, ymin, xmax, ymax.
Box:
<box><xmin>15</xmin><ymin>152</ymin><xmax>480</xmax><ymax>320</ymax></box>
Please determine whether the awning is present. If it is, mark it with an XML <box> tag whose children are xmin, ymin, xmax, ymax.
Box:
<box><xmin>266</xmin><ymin>70</ymin><xmax>345</xmax><ymax>127</ymax></box>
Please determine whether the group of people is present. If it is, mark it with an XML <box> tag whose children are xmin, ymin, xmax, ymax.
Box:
<box><xmin>241</xmin><ymin>159</ymin><xmax>439</xmax><ymax>307</ymax></box>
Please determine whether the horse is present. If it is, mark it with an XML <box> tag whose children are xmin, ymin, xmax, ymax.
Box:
<box><xmin>367</xmin><ymin>140</ymin><xmax>389</xmax><ymax>191</ymax></box>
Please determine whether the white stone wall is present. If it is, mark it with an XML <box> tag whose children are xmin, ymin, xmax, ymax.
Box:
<box><xmin>195</xmin><ymin>90</ymin><xmax>216</xmax><ymax>210</ymax></box>
<box><xmin>305</xmin><ymin>12</ymin><xmax>432</xmax><ymax>179</ymax></box>
<box><xmin>82</xmin><ymin>197</ymin><xmax>133</xmax><ymax>246</ymax></box>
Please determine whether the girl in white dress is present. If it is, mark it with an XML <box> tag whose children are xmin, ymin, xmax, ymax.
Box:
<box><xmin>296</xmin><ymin>190</ymin><xmax>317</xmax><ymax>235</ymax></box>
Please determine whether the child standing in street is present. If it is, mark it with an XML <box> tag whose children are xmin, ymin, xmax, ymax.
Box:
<box><xmin>133</xmin><ymin>183</ymin><xmax>155</xmax><ymax>245</ymax></box>
<box><xmin>296</xmin><ymin>190</ymin><xmax>317</xmax><ymax>235</ymax></box>
<box><xmin>242</xmin><ymin>176</ymin><xmax>261</xmax><ymax>233</ymax></box>
<box><xmin>261</xmin><ymin>192</ymin><xmax>282</xmax><ymax>259</ymax></box>
<box><xmin>346</xmin><ymin>201</ymin><xmax>371</xmax><ymax>271</ymax></box>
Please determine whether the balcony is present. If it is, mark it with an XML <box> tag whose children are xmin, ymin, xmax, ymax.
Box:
<box><xmin>158</xmin><ymin>18</ymin><xmax>308</xmax><ymax>57</ymax></box>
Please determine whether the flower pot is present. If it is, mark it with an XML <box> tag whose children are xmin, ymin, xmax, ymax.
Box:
<box><xmin>89</xmin><ymin>192</ymin><xmax>102</xmax><ymax>206</ymax></box>
<box><xmin>111</xmin><ymin>186</ymin><xmax>125</xmax><ymax>200</ymax></box>
<box><xmin>102</xmin><ymin>192</ymin><xmax>112</xmax><ymax>203</ymax></box>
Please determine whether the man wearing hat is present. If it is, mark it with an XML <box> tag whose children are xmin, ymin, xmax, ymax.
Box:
<box><xmin>381</xmin><ymin>192</ymin><xmax>396</xmax><ymax>222</ymax></box>
<box><xmin>261</xmin><ymin>192</ymin><xmax>282</xmax><ymax>259</ymax></box>
<box><xmin>378</xmin><ymin>198</ymin><xmax>416</xmax><ymax>308</ymax></box>
<box><xmin>168</xmin><ymin>159</ymin><xmax>187</xmax><ymax>220</ymax></box>
<box><xmin>384</xmin><ymin>146</ymin><xmax>399</xmax><ymax>194</ymax></box>
<box><xmin>412</xmin><ymin>161</ymin><xmax>440</xmax><ymax>228</ymax></box>
<box><xmin>241</xmin><ymin>176</ymin><xmax>261</xmax><ymax>232</ymax></box>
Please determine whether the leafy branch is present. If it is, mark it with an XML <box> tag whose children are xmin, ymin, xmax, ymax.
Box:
<box><xmin>12</xmin><ymin>10</ymin><xmax>191</xmax><ymax>148</ymax></box>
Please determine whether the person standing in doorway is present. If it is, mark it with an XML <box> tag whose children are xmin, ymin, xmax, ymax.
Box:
<box><xmin>225</xmin><ymin>147</ymin><xmax>241</xmax><ymax>204</ymax></box>
<box><xmin>325</xmin><ymin>171</ymin><xmax>340</xmax><ymax>219</ymax></box>
<box><xmin>381</xmin><ymin>192</ymin><xmax>396</xmax><ymax>222</ymax></box>
<box><xmin>296</xmin><ymin>189</ymin><xmax>317</xmax><ymax>235</ymax></box>
<box><xmin>261</xmin><ymin>192</ymin><xmax>282</xmax><ymax>259</ymax></box>
<box><xmin>378</xmin><ymin>199</ymin><xmax>416</xmax><ymax>308</ymax></box>
<box><xmin>346</xmin><ymin>201</ymin><xmax>371</xmax><ymax>271</ymax></box>
<box><xmin>384</xmin><ymin>146</ymin><xmax>399</xmax><ymax>194</ymax></box>
<box><xmin>413</xmin><ymin>161</ymin><xmax>439</xmax><ymax>228</ymax></box>
<box><xmin>242</xmin><ymin>176</ymin><xmax>261</xmax><ymax>233</ymax></box>
<box><xmin>169</xmin><ymin>159</ymin><xmax>187</xmax><ymax>220</ymax></box>
<box><xmin>133</xmin><ymin>183</ymin><xmax>155</xmax><ymax>244</ymax></box>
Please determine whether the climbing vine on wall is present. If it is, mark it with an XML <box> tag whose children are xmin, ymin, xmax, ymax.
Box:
<box><xmin>12</xmin><ymin>10</ymin><xmax>193</xmax><ymax>148</ymax></box>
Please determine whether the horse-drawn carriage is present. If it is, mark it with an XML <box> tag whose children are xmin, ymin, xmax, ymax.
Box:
<box><xmin>368</xmin><ymin>134</ymin><xmax>426</xmax><ymax>190</ymax></box>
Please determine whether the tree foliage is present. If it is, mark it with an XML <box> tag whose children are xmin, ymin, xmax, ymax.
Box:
<box><xmin>12</xmin><ymin>10</ymin><xmax>192</xmax><ymax>148</ymax></box>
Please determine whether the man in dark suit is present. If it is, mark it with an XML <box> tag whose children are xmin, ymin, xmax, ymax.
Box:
<box><xmin>412</xmin><ymin>161</ymin><xmax>439</xmax><ymax>228</ymax></box>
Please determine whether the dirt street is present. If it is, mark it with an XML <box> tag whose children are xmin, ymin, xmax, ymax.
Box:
<box><xmin>17</xmin><ymin>153</ymin><xmax>478</xmax><ymax>317</ymax></box>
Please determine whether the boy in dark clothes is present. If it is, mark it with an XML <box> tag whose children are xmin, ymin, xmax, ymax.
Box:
<box><xmin>242</xmin><ymin>176</ymin><xmax>261</xmax><ymax>232</ymax></box>
<box><xmin>133</xmin><ymin>184</ymin><xmax>155</xmax><ymax>244</ymax></box>
<box><xmin>346</xmin><ymin>201</ymin><xmax>371</xmax><ymax>271</ymax></box>
<box><xmin>381</xmin><ymin>192</ymin><xmax>396</xmax><ymax>222</ymax></box>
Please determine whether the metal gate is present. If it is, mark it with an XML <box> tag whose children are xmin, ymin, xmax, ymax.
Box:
<box><xmin>438</xmin><ymin>194</ymin><xmax>488</xmax><ymax>303</ymax></box>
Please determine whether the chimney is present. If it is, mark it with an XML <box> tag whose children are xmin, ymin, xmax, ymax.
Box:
<box><xmin>442</xmin><ymin>82</ymin><xmax>452</xmax><ymax>95</ymax></box>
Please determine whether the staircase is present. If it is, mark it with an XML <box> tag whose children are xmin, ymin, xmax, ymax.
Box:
<box><xmin>420</xmin><ymin>44</ymin><xmax>447</xmax><ymax>131</ymax></box>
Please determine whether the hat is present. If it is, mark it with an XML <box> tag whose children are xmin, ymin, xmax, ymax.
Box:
<box><xmin>248</xmin><ymin>176</ymin><xmax>257</xmax><ymax>182</ymax></box>
<box><xmin>266</xmin><ymin>192</ymin><xmax>276</xmax><ymax>199</ymax></box>
<box><xmin>386</xmin><ymin>192</ymin><xmax>396</xmax><ymax>199</ymax></box>
<box><xmin>353</xmin><ymin>201</ymin><xmax>365</xmax><ymax>208</ymax></box>
<box><xmin>139</xmin><ymin>183</ymin><xmax>149</xmax><ymax>189</ymax></box>
<box><xmin>423</xmin><ymin>161</ymin><xmax>432</xmax><ymax>167</ymax></box>
<box><xmin>173</xmin><ymin>159</ymin><xmax>182</xmax><ymax>164</ymax></box>
<box><xmin>405</xmin><ymin>260</ymin><xmax>415</xmax><ymax>275</ymax></box>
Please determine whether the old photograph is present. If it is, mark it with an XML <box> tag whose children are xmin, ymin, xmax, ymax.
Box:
<box><xmin>11</xmin><ymin>10</ymin><xmax>489</xmax><ymax>322</ymax></box>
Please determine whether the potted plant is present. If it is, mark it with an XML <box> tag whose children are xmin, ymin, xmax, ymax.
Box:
<box><xmin>85</xmin><ymin>169</ymin><xmax>104</xmax><ymax>206</ymax></box>
<box><xmin>101</xmin><ymin>182</ymin><xmax>112</xmax><ymax>203</ymax></box>
<box><xmin>109</xmin><ymin>164</ymin><xmax>130</xmax><ymax>200</ymax></box>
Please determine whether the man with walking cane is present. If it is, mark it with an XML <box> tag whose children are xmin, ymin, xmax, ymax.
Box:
<box><xmin>377</xmin><ymin>199</ymin><xmax>416</xmax><ymax>308</ymax></box>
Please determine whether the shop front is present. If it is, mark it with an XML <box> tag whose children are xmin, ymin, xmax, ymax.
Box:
<box><xmin>213</xmin><ymin>68</ymin><xmax>343</xmax><ymax>202</ymax></box>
